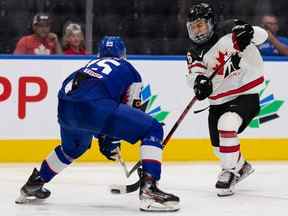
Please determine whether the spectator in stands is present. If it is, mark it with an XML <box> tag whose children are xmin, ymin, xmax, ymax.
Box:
<box><xmin>258</xmin><ymin>14</ymin><xmax>288</xmax><ymax>56</ymax></box>
<box><xmin>14</xmin><ymin>13</ymin><xmax>62</xmax><ymax>55</ymax></box>
<box><xmin>62</xmin><ymin>23</ymin><xmax>86</xmax><ymax>55</ymax></box>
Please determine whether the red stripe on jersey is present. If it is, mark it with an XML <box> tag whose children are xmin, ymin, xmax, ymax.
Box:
<box><xmin>188</xmin><ymin>63</ymin><xmax>207</xmax><ymax>69</ymax></box>
<box><xmin>209</xmin><ymin>76</ymin><xmax>264</xmax><ymax>100</ymax></box>
<box><xmin>219</xmin><ymin>145</ymin><xmax>240</xmax><ymax>153</ymax></box>
<box><xmin>219</xmin><ymin>130</ymin><xmax>237</xmax><ymax>138</ymax></box>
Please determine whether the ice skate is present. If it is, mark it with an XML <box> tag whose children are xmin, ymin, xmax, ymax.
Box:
<box><xmin>215</xmin><ymin>169</ymin><xmax>238</xmax><ymax>197</ymax></box>
<box><xmin>235</xmin><ymin>161</ymin><xmax>254</xmax><ymax>184</ymax></box>
<box><xmin>139</xmin><ymin>170</ymin><xmax>180</xmax><ymax>212</ymax></box>
<box><xmin>15</xmin><ymin>168</ymin><xmax>50</xmax><ymax>204</ymax></box>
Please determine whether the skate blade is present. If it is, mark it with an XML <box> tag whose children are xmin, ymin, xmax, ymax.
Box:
<box><xmin>217</xmin><ymin>188</ymin><xmax>235</xmax><ymax>197</ymax></box>
<box><xmin>15</xmin><ymin>192</ymin><xmax>46</xmax><ymax>204</ymax></box>
<box><xmin>140</xmin><ymin>199</ymin><xmax>180</xmax><ymax>212</ymax></box>
<box><xmin>217</xmin><ymin>184</ymin><xmax>235</xmax><ymax>197</ymax></box>
<box><xmin>236</xmin><ymin>168</ymin><xmax>255</xmax><ymax>184</ymax></box>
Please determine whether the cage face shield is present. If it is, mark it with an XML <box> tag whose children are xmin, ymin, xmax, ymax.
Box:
<box><xmin>186</xmin><ymin>3</ymin><xmax>215</xmax><ymax>44</ymax></box>
<box><xmin>186</xmin><ymin>18</ymin><xmax>214</xmax><ymax>44</ymax></box>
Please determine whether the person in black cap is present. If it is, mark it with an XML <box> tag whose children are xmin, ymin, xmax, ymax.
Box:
<box><xmin>14</xmin><ymin>13</ymin><xmax>62</xmax><ymax>55</ymax></box>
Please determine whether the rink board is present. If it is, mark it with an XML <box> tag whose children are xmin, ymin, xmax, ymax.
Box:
<box><xmin>1</xmin><ymin>138</ymin><xmax>288</xmax><ymax>162</ymax></box>
<box><xmin>0</xmin><ymin>55</ymin><xmax>287</xmax><ymax>162</ymax></box>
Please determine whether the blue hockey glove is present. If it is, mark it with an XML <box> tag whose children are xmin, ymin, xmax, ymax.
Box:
<box><xmin>98</xmin><ymin>136</ymin><xmax>121</xmax><ymax>161</ymax></box>
<box><xmin>193</xmin><ymin>75</ymin><xmax>213</xmax><ymax>100</ymax></box>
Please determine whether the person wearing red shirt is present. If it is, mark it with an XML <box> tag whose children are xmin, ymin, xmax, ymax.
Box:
<box><xmin>14</xmin><ymin>13</ymin><xmax>62</xmax><ymax>55</ymax></box>
<box><xmin>62</xmin><ymin>23</ymin><xmax>86</xmax><ymax>55</ymax></box>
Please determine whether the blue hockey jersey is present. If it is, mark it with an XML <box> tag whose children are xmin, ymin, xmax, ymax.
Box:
<box><xmin>57</xmin><ymin>57</ymin><xmax>147</xmax><ymax>137</ymax></box>
<box><xmin>66</xmin><ymin>57</ymin><xmax>143</xmax><ymax>103</ymax></box>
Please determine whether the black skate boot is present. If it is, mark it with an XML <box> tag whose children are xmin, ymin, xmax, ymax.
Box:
<box><xmin>139</xmin><ymin>169</ymin><xmax>180</xmax><ymax>212</ymax></box>
<box><xmin>215</xmin><ymin>169</ymin><xmax>238</xmax><ymax>197</ymax></box>
<box><xmin>15</xmin><ymin>168</ymin><xmax>51</xmax><ymax>204</ymax></box>
<box><xmin>235</xmin><ymin>161</ymin><xmax>255</xmax><ymax>184</ymax></box>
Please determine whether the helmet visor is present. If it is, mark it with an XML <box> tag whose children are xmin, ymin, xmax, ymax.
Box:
<box><xmin>186</xmin><ymin>18</ymin><xmax>213</xmax><ymax>44</ymax></box>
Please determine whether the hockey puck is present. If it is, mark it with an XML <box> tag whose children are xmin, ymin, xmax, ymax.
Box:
<box><xmin>109</xmin><ymin>184</ymin><xmax>126</xmax><ymax>194</ymax></box>
<box><xmin>110</xmin><ymin>188</ymin><xmax>121</xmax><ymax>194</ymax></box>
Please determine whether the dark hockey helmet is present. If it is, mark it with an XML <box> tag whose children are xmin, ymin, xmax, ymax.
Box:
<box><xmin>186</xmin><ymin>3</ymin><xmax>215</xmax><ymax>44</ymax></box>
<box><xmin>98</xmin><ymin>36</ymin><xmax>126</xmax><ymax>59</ymax></box>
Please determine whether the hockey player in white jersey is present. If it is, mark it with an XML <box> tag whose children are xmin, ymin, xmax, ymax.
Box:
<box><xmin>185</xmin><ymin>3</ymin><xmax>268</xmax><ymax>196</ymax></box>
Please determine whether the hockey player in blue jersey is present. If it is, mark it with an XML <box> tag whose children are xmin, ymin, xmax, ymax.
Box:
<box><xmin>15</xmin><ymin>36</ymin><xmax>180</xmax><ymax>212</ymax></box>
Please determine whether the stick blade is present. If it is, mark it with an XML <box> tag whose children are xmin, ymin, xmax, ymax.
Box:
<box><xmin>109</xmin><ymin>180</ymin><xmax>140</xmax><ymax>195</ymax></box>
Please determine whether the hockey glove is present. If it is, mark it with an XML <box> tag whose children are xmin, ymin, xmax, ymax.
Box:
<box><xmin>232</xmin><ymin>20</ymin><xmax>254</xmax><ymax>52</ymax></box>
<box><xmin>98</xmin><ymin>136</ymin><xmax>121</xmax><ymax>161</ymax></box>
<box><xmin>193</xmin><ymin>75</ymin><xmax>213</xmax><ymax>101</ymax></box>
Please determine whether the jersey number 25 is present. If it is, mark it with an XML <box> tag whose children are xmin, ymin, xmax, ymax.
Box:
<box><xmin>86</xmin><ymin>59</ymin><xmax>121</xmax><ymax>75</ymax></box>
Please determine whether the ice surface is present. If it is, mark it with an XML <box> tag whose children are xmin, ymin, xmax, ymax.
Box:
<box><xmin>1</xmin><ymin>162</ymin><xmax>288</xmax><ymax>216</ymax></box>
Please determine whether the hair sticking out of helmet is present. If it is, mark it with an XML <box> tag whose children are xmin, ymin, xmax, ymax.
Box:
<box><xmin>186</xmin><ymin>3</ymin><xmax>215</xmax><ymax>44</ymax></box>
<box><xmin>98</xmin><ymin>36</ymin><xmax>126</xmax><ymax>59</ymax></box>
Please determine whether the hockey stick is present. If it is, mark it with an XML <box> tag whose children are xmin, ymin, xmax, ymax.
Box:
<box><xmin>110</xmin><ymin>53</ymin><xmax>234</xmax><ymax>194</ymax></box>
<box><xmin>116</xmin><ymin>148</ymin><xmax>131</xmax><ymax>178</ymax></box>
<box><xmin>125</xmin><ymin>53</ymin><xmax>234</xmax><ymax>175</ymax></box>
<box><xmin>109</xmin><ymin>168</ymin><xmax>142</xmax><ymax>194</ymax></box>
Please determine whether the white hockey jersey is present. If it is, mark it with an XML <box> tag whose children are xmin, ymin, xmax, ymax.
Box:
<box><xmin>186</xmin><ymin>20</ymin><xmax>268</xmax><ymax>105</ymax></box>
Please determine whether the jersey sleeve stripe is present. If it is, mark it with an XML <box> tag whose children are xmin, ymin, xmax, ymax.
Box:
<box><xmin>188</xmin><ymin>63</ymin><xmax>207</xmax><ymax>69</ymax></box>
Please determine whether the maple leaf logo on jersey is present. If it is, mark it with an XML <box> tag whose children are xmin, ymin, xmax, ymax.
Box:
<box><xmin>213</xmin><ymin>51</ymin><xmax>241</xmax><ymax>78</ymax></box>
<box><xmin>140</xmin><ymin>85</ymin><xmax>169</xmax><ymax>123</ymax></box>
<box><xmin>213</xmin><ymin>51</ymin><xmax>227</xmax><ymax>75</ymax></box>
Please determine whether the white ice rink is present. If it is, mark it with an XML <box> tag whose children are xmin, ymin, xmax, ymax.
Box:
<box><xmin>1</xmin><ymin>162</ymin><xmax>288</xmax><ymax>216</ymax></box>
